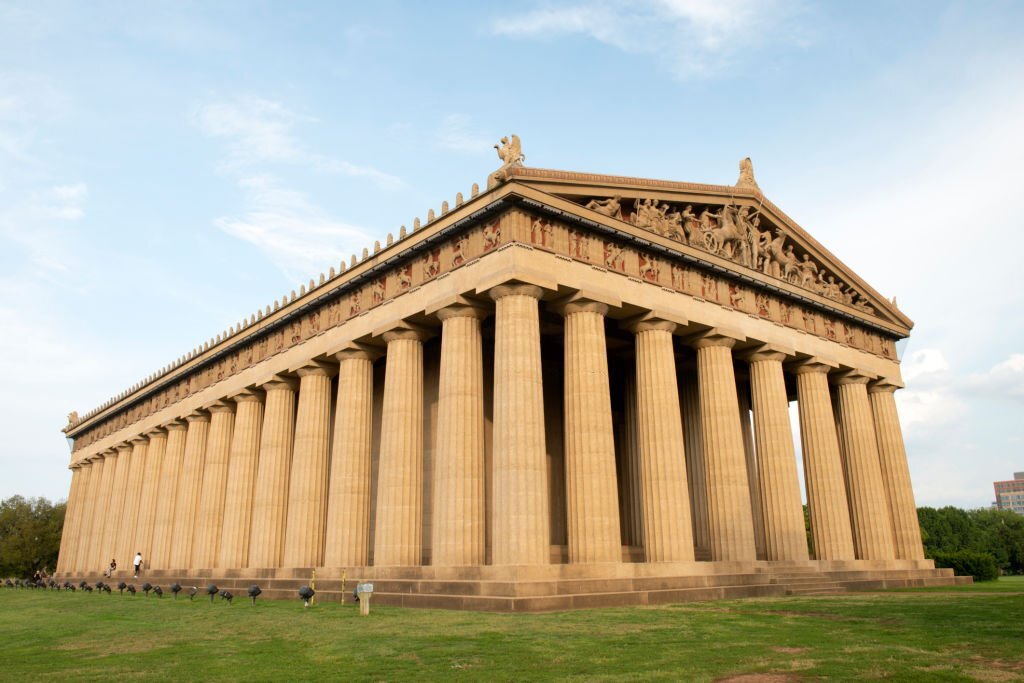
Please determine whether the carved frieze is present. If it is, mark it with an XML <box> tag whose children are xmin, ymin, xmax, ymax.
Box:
<box><xmin>577</xmin><ymin>195</ymin><xmax>877</xmax><ymax>315</ymax></box>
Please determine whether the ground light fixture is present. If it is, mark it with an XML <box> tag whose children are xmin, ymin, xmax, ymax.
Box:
<box><xmin>298</xmin><ymin>585</ymin><xmax>315</xmax><ymax>608</ymax></box>
<box><xmin>247</xmin><ymin>585</ymin><xmax>261</xmax><ymax>605</ymax></box>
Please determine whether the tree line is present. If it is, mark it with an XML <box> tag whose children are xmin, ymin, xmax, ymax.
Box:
<box><xmin>0</xmin><ymin>496</ymin><xmax>66</xmax><ymax>577</ymax></box>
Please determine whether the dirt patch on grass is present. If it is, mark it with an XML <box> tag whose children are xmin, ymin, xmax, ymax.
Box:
<box><xmin>716</xmin><ymin>674</ymin><xmax>802</xmax><ymax>683</ymax></box>
<box><xmin>771</xmin><ymin>647</ymin><xmax>808</xmax><ymax>654</ymax></box>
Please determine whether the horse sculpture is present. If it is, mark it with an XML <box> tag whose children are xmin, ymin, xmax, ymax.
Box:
<box><xmin>704</xmin><ymin>205</ymin><xmax>746</xmax><ymax>258</ymax></box>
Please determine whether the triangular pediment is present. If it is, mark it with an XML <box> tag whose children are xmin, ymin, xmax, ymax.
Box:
<box><xmin>502</xmin><ymin>167</ymin><xmax>911</xmax><ymax>335</ymax></box>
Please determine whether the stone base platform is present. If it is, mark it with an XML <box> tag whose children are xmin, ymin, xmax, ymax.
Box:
<box><xmin>56</xmin><ymin>560</ymin><xmax>969</xmax><ymax>612</ymax></box>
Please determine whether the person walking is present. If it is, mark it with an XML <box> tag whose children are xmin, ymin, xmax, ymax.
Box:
<box><xmin>133</xmin><ymin>552</ymin><xmax>143</xmax><ymax>579</ymax></box>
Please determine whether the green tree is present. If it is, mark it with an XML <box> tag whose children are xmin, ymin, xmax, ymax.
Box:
<box><xmin>918</xmin><ymin>506</ymin><xmax>1024</xmax><ymax>575</ymax></box>
<box><xmin>0</xmin><ymin>496</ymin><xmax>66</xmax><ymax>578</ymax></box>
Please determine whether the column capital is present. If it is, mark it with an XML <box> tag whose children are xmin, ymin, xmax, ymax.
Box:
<box><xmin>333</xmin><ymin>341</ymin><xmax>384</xmax><ymax>362</ymax></box>
<box><xmin>621</xmin><ymin>310</ymin><xmax>688</xmax><ymax>334</ymax></box>
<box><xmin>549</xmin><ymin>290</ymin><xmax>620</xmax><ymax>317</ymax></box>
<box><xmin>258</xmin><ymin>374</ymin><xmax>299</xmax><ymax>392</ymax></box>
<box><xmin>426</xmin><ymin>294</ymin><xmax>491</xmax><ymax>321</ymax></box>
<box><xmin>292</xmin><ymin>359</ymin><xmax>338</xmax><ymax>379</ymax></box>
<box><xmin>831</xmin><ymin>369</ymin><xmax>879</xmax><ymax>386</ymax></box>
<box><xmin>130</xmin><ymin>435</ymin><xmax>150</xmax><ymax>445</ymax></box>
<box><xmin>164</xmin><ymin>419</ymin><xmax>188</xmax><ymax>432</ymax></box>
<box><xmin>868</xmin><ymin>378</ymin><xmax>904</xmax><ymax>394</ymax></box>
<box><xmin>229</xmin><ymin>387</ymin><xmax>266</xmax><ymax>403</ymax></box>
<box><xmin>205</xmin><ymin>399</ymin><xmax>237</xmax><ymax>414</ymax></box>
<box><xmin>183</xmin><ymin>409</ymin><xmax>211</xmax><ymax>423</ymax></box>
<box><xmin>740</xmin><ymin>343</ymin><xmax>795</xmax><ymax>364</ymax></box>
<box><xmin>116</xmin><ymin>442</ymin><xmax>133</xmax><ymax>453</ymax></box>
<box><xmin>376</xmin><ymin>320</ymin><xmax>432</xmax><ymax>344</ymax></box>
<box><xmin>145</xmin><ymin>426</ymin><xmax>167</xmax><ymax>439</ymax></box>
<box><xmin>487</xmin><ymin>282</ymin><xmax>544</xmax><ymax>302</ymax></box>
<box><xmin>788</xmin><ymin>357</ymin><xmax>839</xmax><ymax>375</ymax></box>
<box><xmin>686</xmin><ymin>328</ymin><xmax>745</xmax><ymax>350</ymax></box>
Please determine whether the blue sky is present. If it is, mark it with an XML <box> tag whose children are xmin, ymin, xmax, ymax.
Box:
<box><xmin>1</xmin><ymin>1</ymin><xmax>1022</xmax><ymax>508</ymax></box>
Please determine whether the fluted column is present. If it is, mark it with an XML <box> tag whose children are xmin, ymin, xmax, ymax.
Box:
<box><xmin>219</xmin><ymin>390</ymin><xmax>264</xmax><ymax>568</ymax></box>
<box><xmin>324</xmin><ymin>347</ymin><xmax>378</xmax><ymax>567</ymax></box>
<box><xmin>617</xmin><ymin>367</ymin><xmax>643</xmax><ymax>548</ymax></box>
<box><xmin>679</xmin><ymin>367</ymin><xmax>709</xmax><ymax>558</ymax></box>
<box><xmin>737</xmin><ymin>384</ymin><xmax>766</xmax><ymax>559</ymax></box>
<box><xmin>630</xmin><ymin>317</ymin><xmax>695</xmax><ymax>562</ymax></box>
<box><xmin>432</xmin><ymin>305</ymin><xmax>487</xmax><ymax>567</ymax></box>
<box><xmin>283</xmin><ymin>361</ymin><xmax>335</xmax><ymax>568</ymax></box>
<box><xmin>869</xmin><ymin>382</ymin><xmax>925</xmax><ymax>560</ymax></box>
<box><xmin>373</xmin><ymin>325</ymin><xmax>428</xmax><ymax>566</ymax></box>
<box><xmin>558</xmin><ymin>298</ymin><xmax>621</xmax><ymax>563</ymax></box>
<box><xmin>105</xmin><ymin>444</ymin><xmax>132</xmax><ymax>569</ymax></box>
<box><xmin>169</xmin><ymin>412</ymin><xmax>210</xmax><ymax>569</ymax></box>
<box><xmin>79</xmin><ymin>455</ymin><xmax>105</xmax><ymax>572</ymax></box>
<box><xmin>57</xmin><ymin>466</ymin><xmax>85</xmax><ymax>574</ymax></box>
<box><xmin>743</xmin><ymin>348</ymin><xmax>809</xmax><ymax>561</ymax></box>
<box><xmin>490</xmin><ymin>284</ymin><xmax>550</xmax><ymax>566</ymax></box>
<box><xmin>193</xmin><ymin>402</ymin><xmax>236</xmax><ymax>568</ymax></box>
<box><xmin>692</xmin><ymin>332</ymin><xmax>756</xmax><ymax>562</ymax></box>
<box><xmin>117</xmin><ymin>437</ymin><xmax>148</xmax><ymax>569</ymax></box>
<box><xmin>834</xmin><ymin>372</ymin><xmax>896</xmax><ymax>560</ymax></box>
<box><xmin>134</xmin><ymin>429</ymin><xmax>166</xmax><ymax>562</ymax></box>
<box><xmin>150</xmin><ymin>421</ymin><xmax>186</xmax><ymax>569</ymax></box>
<box><xmin>94</xmin><ymin>449</ymin><xmax>121</xmax><ymax>570</ymax></box>
<box><xmin>66</xmin><ymin>463</ymin><xmax>93</xmax><ymax>573</ymax></box>
<box><xmin>249</xmin><ymin>376</ymin><xmax>298</xmax><ymax>568</ymax></box>
<box><xmin>793</xmin><ymin>361</ymin><xmax>855</xmax><ymax>560</ymax></box>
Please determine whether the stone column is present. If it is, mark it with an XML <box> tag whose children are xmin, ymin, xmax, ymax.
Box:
<box><xmin>283</xmin><ymin>361</ymin><xmax>336</xmax><ymax>568</ymax></box>
<box><xmin>105</xmin><ymin>444</ymin><xmax>133</xmax><ymax>570</ymax></box>
<box><xmin>679</xmin><ymin>367</ymin><xmax>709</xmax><ymax>558</ymax></box>
<box><xmin>57</xmin><ymin>465</ymin><xmax>85</xmax><ymax>574</ymax></box>
<box><xmin>218</xmin><ymin>390</ymin><xmax>264</xmax><ymax>569</ymax></box>
<box><xmin>834</xmin><ymin>372</ymin><xmax>896</xmax><ymax>560</ymax></box>
<box><xmin>629</xmin><ymin>316</ymin><xmax>695</xmax><ymax>562</ymax></box>
<box><xmin>150</xmin><ymin>421</ymin><xmax>186</xmax><ymax>569</ymax></box>
<box><xmin>248</xmin><ymin>376</ymin><xmax>298</xmax><ymax>568</ymax></box>
<box><xmin>117</xmin><ymin>437</ymin><xmax>148</xmax><ymax>570</ymax></box>
<box><xmin>192</xmin><ymin>402</ymin><xmax>235</xmax><ymax>568</ymax></box>
<box><xmin>324</xmin><ymin>347</ymin><xmax>378</xmax><ymax>568</ymax></box>
<box><xmin>169</xmin><ymin>412</ymin><xmax>210</xmax><ymax>569</ymax></box>
<box><xmin>743</xmin><ymin>347</ymin><xmax>809</xmax><ymax>562</ymax></box>
<box><xmin>692</xmin><ymin>332</ymin><xmax>756</xmax><ymax>562</ymax></box>
<box><xmin>869</xmin><ymin>382</ymin><xmax>925</xmax><ymax>561</ymax></box>
<box><xmin>793</xmin><ymin>361</ymin><xmax>855</xmax><ymax>560</ymax></box>
<box><xmin>373</xmin><ymin>325</ymin><xmax>428</xmax><ymax>566</ymax></box>
<box><xmin>432</xmin><ymin>304</ymin><xmax>487</xmax><ymax>567</ymax></box>
<box><xmin>95</xmin><ymin>448</ymin><xmax>122</xmax><ymax>571</ymax></box>
<box><xmin>737</xmin><ymin>384</ymin><xmax>766</xmax><ymax>560</ymax></box>
<box><xmin>490</xmin><ymin>284</ymin><xmax>550</xmax><ymax>566</ymax></box>
<box><xmin>79</xmin><ymin>455</ymin><xmax>105</xmax><ymax>573</ymax></box>
<box><xmin>558</xmin><ymin>298</ymin><xmax>621</xmax><ymax>564</ymax></box>
<box><xmin>617</xmin><ymin>367</ymin><xmax>643</xmax><ymax>549</ymax></box>
<box><xmin>134</xmin><ymin>429</ymin><xmax>166</xmax><ymax>563</ymax></box>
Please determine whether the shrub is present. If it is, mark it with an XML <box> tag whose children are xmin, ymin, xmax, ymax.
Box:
<box><xmin>931</xmin><ymin>550</ymin><xmax>999</xmax><ymax>581</ymax></box>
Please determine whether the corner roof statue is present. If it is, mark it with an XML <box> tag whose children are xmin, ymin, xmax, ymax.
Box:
<box><xmin>53</xmin><ymin>135</ymin><xmax>951</xmax><ymax>612</ymax></box>
<box><xmin>488</xmin><ymin>134</ymin><xmax>525</xmax><ymax>188</ymax></box>
<box><xmin>736</xmin><ymin>156</ymin><xmax>759</xmax><ymax>190</ymax></box>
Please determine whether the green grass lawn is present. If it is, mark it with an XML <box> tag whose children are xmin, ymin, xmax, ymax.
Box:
<box><xmin>1</xmin><ymin>578</ymin><xmax>1022</xmax><ymax>681</ymax></box>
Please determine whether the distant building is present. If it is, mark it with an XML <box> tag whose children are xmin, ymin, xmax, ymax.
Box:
<box><xmin>994</xmin><ymin>473</ymin><xmax>1024</xmax><ymax>515</ymax></box>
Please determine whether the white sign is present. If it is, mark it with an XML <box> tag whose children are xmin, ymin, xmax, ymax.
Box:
<box><xmin>357</xmin><ymin>583</ymin><xmax>374</xmax><ymax>593</ymax></box>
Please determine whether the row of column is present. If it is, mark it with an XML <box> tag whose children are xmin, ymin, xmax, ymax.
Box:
<box><xmin>57</xmin><ymin>285</ymin><xmax>924</xmax><ymax>574</ymax></box>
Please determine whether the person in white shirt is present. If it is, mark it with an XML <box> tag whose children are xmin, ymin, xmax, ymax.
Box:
<box><xmin>133</xmin><ymin>552</ymin><xmax>143</xmax><ymax>579</ymax></box>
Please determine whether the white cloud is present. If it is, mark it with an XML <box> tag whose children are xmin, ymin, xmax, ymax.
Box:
<box><xmin>491</xmin><ymin>0</ymin><xmax>811</xmax><ymax>79</ymax></box>
<box><xmin>192</xmin><ymin>96</ymin><xmax>402</xmax><ymax>189</ymax></box>
<box><xmin>214</xmin><ymin>175</ymin><xmax>374</xmax><ymax>279</ymax></box>
<box><xmin>964</xmin><ymin>354</ymin><xmax>1024</xmax><ymax>402</ymax></box>
<box><xmin>435</xmin><ymin>114</ymin><xmax>492</xmax><ymax>154</ymax></box>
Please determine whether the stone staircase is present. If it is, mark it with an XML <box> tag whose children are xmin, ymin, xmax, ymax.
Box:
<box><xmin>58</xmin><ymin>563</ymin><xmax>967</xmax><ymax>612</ymax></box>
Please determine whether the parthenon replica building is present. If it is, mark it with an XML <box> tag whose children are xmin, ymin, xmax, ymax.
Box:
<box><xmin>55</xmin><ymin>139</ymin><xmax>963</xmax><ymax>609</ymax></box>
